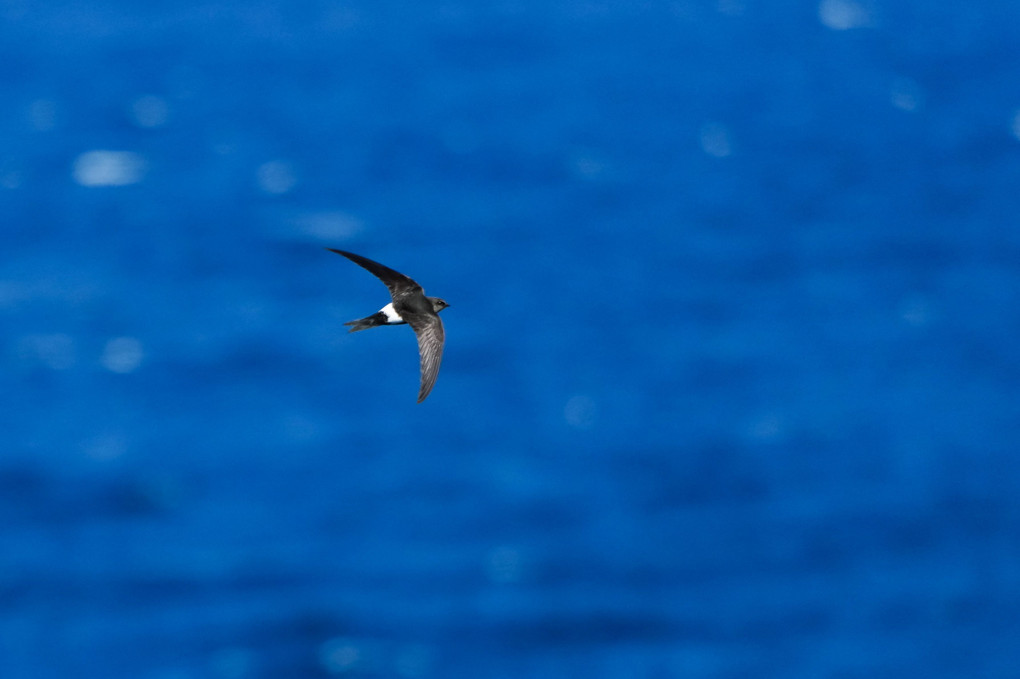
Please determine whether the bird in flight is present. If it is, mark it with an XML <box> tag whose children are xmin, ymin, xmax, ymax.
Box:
<box><xmin>327</xmin><ymin>248</ymin><xmax>448</xmax><ymax>402</ymax></box>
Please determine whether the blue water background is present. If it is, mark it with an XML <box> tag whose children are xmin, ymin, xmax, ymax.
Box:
<box><xmin>3</xmin><ymin>1</ymin><xmax>1020</xmax><ymax>677</ymax></box>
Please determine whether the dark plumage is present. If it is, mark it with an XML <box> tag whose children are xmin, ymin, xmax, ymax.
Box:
<box><xmin>327</xmin><ymin>248</ymin><xmax>448</xmax><ymax>402</ymax></box>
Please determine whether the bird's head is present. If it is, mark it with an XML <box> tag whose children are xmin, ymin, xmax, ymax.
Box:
<box><xmin>429</xmin><ymin>297</ymin><xmax>449</xmax><ymax>313</ymax></box>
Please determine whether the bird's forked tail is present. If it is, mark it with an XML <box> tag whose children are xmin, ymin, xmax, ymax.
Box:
<box><xmin>343</xmin><ymin>315</ymin><xmax>379</xmax><ymax>333</ymax></box>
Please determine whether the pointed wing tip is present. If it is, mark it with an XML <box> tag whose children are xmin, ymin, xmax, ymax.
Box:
<box><xmin>413</xmin><ymin>317</ymin><xmax>443</xmax><ymax>404</ymax></box>
<box><xmin>416</xmin><ymin>378</ymin><xmax>437</xmax><ymax>402</ymax></box>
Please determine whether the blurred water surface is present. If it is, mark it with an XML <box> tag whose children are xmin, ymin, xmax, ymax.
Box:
<box><xmin>2</xmin><ymin>1</ymin><xmax>1020</xmax><ymax>677</ymax></box>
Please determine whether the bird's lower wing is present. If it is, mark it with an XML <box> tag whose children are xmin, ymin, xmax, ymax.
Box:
<box><xmin>409</xmin><ymin>316</ymin><xmax>445</xmax><ymax>403</ymax></box>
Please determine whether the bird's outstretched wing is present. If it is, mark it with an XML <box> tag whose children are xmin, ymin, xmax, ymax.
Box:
<box><xmin>327</xmin><ymin>249</ymin><xmax>422</xmax><ymax>297</ymax></box>
<box><xmin>407</xmin><ymin>314</ymin><xmax>445</xmax><ymax>402</ymax></box>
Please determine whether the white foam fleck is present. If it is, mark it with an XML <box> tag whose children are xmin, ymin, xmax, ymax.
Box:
<box><xmin>900</xmin><ymin>295</ymin><xmax>934</xmax><ymax>327</ymax></box>
<box><xmin>818</xmin><ymin>0</ymin><xmax>871</xmax><ymax>30</ymax></box>
<box><xmin>699</xmin><ymin>122</ymin><xmax>733</xmax><ymax>158</ymax></box>
<box><xmin>101</xmin><ymin>336</ymin><xmax>144</xmax><ymax>373</ymax></box>
<box><xmin>0</xmin><ymin>281</ymin><xmax>28</xmax><ymax>306</ymax></box>
<box><xmin>564</xmin><ymin>394</ymin><xmax>597</xmax><ymax>429</ymax></box>
<box><xmin>130</xmin><ymin>95</ymin><xmax>170</xmax><ymax>128</ymax></box>
<box><xmin>670</xmin><ymin>2</ymin><xmax>696</xmax><ymax>21</ymax></box>
<box><xmin>83</xmin><ymin>433</ymin><xmax>128</xmax><ymax>461</ymax></box>
<box><xmin>210</xmin><ymin>646</ymin><xmax>256</xmax><ymax>679</ymax></box>
<box><xmin>0</xmin><ymin>170</ymin><xmax>22</xmax><ymax>190</ymax></box>
<box><xmin>319</xmin><ymin>638</ymin><xmax>362</xmax><ymax>674</ymax></box>
<box><xmin>745</xmin><ymin>413</ymin><xmax>785</xmax><ymax>443</ymax></box>
<box><xmin>73</xmin><ymin>150</ymin><xmax>146</xmax><ymax>187</ymax></box>
<box><xmin>570</xmin><ymin>152</ymin><xmax>609</xmax><ymax>180</ymax></box>
<box><xmin>393</xmin><ymin>644</ymin><xmax>435</xmax><ymax>679</ymax></box>
<box><xmin>289</xmin><ymin>210</ymin><xmax>363</xmax><ymax>241</ymax></box>
<box><xmin>890</xmin><ymin>78</ymin><xmax>923</xmax><ymax>112</ymax></box>
<box><xmin>256</xmin><ymin>160</ymin><xmax>297</xmax><ymax>195</ymax></box>
<box><xmin>28</xmin><ymin>99</ymin><xmax>57</xmax><ymax>131</ymax></box>
<box><xmin>717</xmin><ymin>0</ymin><xmax>745</xmax><ymax>16</ymax></box>
<box><xmin>485</xmin><ymin>545</ymin><xmax>523</xmax><ymax>584</ymax></box>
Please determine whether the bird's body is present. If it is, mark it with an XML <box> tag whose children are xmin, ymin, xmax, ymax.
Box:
<box><xmin>328</xmin><ymin>248</ymin><xmax>448</xmax><ymax>402</ymax></box>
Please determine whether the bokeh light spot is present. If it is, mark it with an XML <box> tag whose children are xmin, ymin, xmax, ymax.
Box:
<box><xmin>0</xmin><ymin>170</ymin><xmax>22</xmax><ymax>189</ymax></box>
<box><xmin>717</xmin><ymin>0</ymin><xmax>745</xmax><ymax>17</ymax></box>
<box><xmin>83</xmin><ymin>433</ymin><xmax>129</xmax><ymax>461</ymax></box>
<box><xmin>256</xmin><ymin>160</ymin><xmax>298</xmax><ymax>195</ymax></box>
<box><xmin>319</xmin><ymin>638</ymin><xmax>362</xmax><ymax>674</ymax></box>
<box><xmin>890</xmin><ymin>78</ymin><xmax>924</xmax><ymax>112</ymax></box>
<box><xmin>570</xmin><ymin>152</ymin><xmax>609</xmax><ymax>180</ymax></box>
<box><xmin>393</xmin><ymin>644</ymin><xmax>435</xmax><ymax>678</ymax></box>
<box><xmin>745</xmin><ymin>413</ymin><xmax>785</xmax><ymax>443</ymax></box>
<box><xmin>101</xmin><ymin>336</ymin><xmax>144</xmax><ymax>373</ymax></box>
<box><xmin>73</xmin><ymin>150</ymin><xmax>146</xmax><ymax>187</ymax></box>
<box><xmin>900</xmin><ymin>295</ymin><xmax>935</xmax><ymax>327</ymax></box>
<box><xmin>819</xmin><ymin>0</ymin><xmax>871</xmax><ymax>30</ymax></box>
<box><xmin>28</xmin><ymin>99</ymin><xmax>58</xmax><ymax>131</ymax></box>
<box><xmin>288</xmin><ymin>210</ymin><xmax>363</xmax><ymax>241</ymax></box>
<box><xmin>700</xmin><ymin>122</ymin><xmax>733</xmax><ymax>158</ymax></box>
<box><xmin>564</xmin><ymin>394</ymin><xmax>597</xmax><ymax>429</ymax></box>
<box><xmin>131</xmin><ymin>95</ymin><xmax>170</xmax><ymax>128</ymax></box>
<box><xmin>210</xmin><ymin>646</ymin><xmax>256</xmax><ymax>679</ymax></box>
<box><xmin>485</xmin><ymin>545</ymin><xmax>524</xmax><ymax>584</ymax></box>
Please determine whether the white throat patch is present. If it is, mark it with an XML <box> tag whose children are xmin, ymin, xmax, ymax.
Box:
<box><xmin>380</xmin><ymin>302</ymin><xmax>403</xmax><ymax>323</ymax></box>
